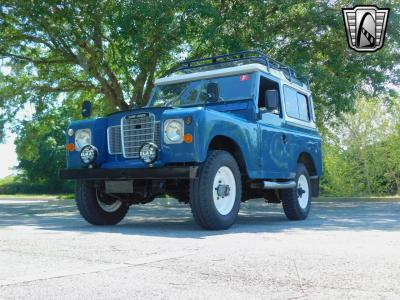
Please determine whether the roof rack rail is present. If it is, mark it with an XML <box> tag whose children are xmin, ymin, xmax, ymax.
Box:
<box><xmin>169</xmin><ymin>50</ymin><xmax>310</xmax><ymax>89</ymax></box>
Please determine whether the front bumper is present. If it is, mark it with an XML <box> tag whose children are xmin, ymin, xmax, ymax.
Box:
<box><xmin>59</xmin><ymin>166</ymin><xmax>199</xmax><ymax>180</ymax></box>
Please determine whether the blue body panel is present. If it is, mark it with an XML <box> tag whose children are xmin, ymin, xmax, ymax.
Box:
<box><xmin>66</xmin><ymin>73</ymin><xmax>322</xmax><ymax>180</ymax></box>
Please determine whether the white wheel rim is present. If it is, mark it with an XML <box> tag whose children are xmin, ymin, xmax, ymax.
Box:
<box><xmin>297</xmin><ymin>175</ymin><xmax>309</xmax><ymax>209</ymax></box>
<box><xmin>212</xmin><ymin>166</ymin><xmax>236</xmax><ymax>215</ymax></box>
<box><xmin>96</xmin><ymin>190</ymin><xmax>122</xmax><ymax>213</ymax></box>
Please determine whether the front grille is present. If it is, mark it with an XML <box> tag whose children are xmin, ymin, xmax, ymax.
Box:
<box><xmin>107</xmin><ymin>114</ymin><xmax>161</xmax><ymax>158</ymax></box>
<box><xmin>107</xmin><ymin>125</ymin><xmax>122</xmax><ymax>154</ymax></box>
<box><xmin>122</xmin><ymin>113</ymin><xmax>156</xmax><ymax>158</ymax></box>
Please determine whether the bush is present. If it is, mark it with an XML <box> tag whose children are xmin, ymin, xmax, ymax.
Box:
<box><xmin>0</xmin><ymin>176</ymin><xmax>74</xmax><ymax>195</ymax></box>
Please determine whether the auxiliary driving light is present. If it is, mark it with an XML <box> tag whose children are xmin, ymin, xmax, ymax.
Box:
<box><xmin>80</xmin><ymin>145</ymin><xmax>98</xmax><ymax>165</ymax></box>
<box><xmin>139</xmin><ymin>142</ymin><xmax>158</xmax><ymax>164</ymax></box>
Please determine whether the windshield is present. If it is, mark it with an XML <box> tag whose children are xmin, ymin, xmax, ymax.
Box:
<box><xmin>148</xmin><ymin>73</ymin><xmax>255</xmax><ymax>108</ymax></box>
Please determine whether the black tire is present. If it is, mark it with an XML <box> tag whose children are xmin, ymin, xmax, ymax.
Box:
<box><xmin>75</xmin><ymin>180</ymin><xmax>129</xmax><ymax>225</ymax></box>
<box><xmin>190</xmin><ymin>150</ymin><xmax>242</xmax><ymax>230</ymax></box>
<box><xmin>280</xmin><ymin>163</ymin><xmax>311</xmax><ymax>220</ymax></box>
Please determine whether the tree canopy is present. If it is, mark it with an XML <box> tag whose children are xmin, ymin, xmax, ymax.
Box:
<box><xmin>1</xmin><ymin>1</ymin><xmax>399</xmax><ymax>117</ymax></box>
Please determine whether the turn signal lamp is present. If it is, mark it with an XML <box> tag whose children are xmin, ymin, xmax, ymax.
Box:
<box><xmin>184</xmin><ymin>133</ymin><xmax>193</xmax><ymax>144</ymax></box>
<box><xmin>66</xmin><ymin>143</ymin><xmax>75</xmax><ymax>152</ymax></box>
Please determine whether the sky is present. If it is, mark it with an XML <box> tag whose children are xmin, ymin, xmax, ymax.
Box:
<box><xmin>0</xmin><ymin>135</ymin><xmax>17</xmax><ymax>179</ymax></box>
<box><xmin>0</xmin><ymin>65</ymin><xmax>17</xmax><ymax>179</ymax></box>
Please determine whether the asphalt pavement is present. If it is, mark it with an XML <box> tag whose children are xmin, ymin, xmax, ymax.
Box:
<box><xmin>0</xmin><ymin>198</ymin><xmax>399</xmax><ymax>299</ymax></box>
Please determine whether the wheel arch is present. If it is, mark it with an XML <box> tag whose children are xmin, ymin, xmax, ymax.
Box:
<box><xmin>298</xmin><ymin>152</ymin><xmax>317</xmax><ymax>176</ymax></box>
<box><xmin>298</xmin><ymin>152</ymin><xmax>319</xmax><ymax>197</ymax></box>
<box><xmin>207</xmin><ymin>135</ymin><xmax>248</xmax><ymax>178</ymax></box>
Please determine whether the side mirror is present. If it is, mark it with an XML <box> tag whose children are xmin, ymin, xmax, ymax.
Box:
<box><xmin>266</xmin><ymin>90</ymin><xmax>279</xmax><ymax>110</ymax></box>
<box><xmin>206</xmin><ymin>82</ymin><xmax>219</xmax><ymax>102</ymax></box>
<box><xmin>81</xmin><ymin>101</ymin><xmax>92</xmax><ymax>118</ymax></box>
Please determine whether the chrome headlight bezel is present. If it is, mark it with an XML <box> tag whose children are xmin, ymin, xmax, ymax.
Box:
<box><xmin>75</xmin><ymin>128</ymin><xmax>92</xmax><ymax>151</ymax></box>
<box><xmin>164</xmin><ymin>119</ymin><xmax>184</xmax><ymax>144</ymax></box>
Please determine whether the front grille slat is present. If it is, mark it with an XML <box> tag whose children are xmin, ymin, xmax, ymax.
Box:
<box><xmin>123</xmin><ymin>131</ymin><xmax>155</xmax><ymax>138</ymax></box>
<box><xmin>123</xmin><ymin>127</ymin><xmax>155</xmax><ymax>132</ymax></box>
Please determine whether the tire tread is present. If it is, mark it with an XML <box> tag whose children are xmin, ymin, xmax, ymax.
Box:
<box><xmin>280</xmin><ymin>163</ymin><xmax>311</xmax><ymax>220</ymax></box>
<box><xmin>190</xmin><ymin>150</ymin><xmax>241</xmax><ymax>230</ymax></box>
<box><xmin>75</xmin><ymin>180</ymin><xmax>129</xmax><ymax>225</ymax></box>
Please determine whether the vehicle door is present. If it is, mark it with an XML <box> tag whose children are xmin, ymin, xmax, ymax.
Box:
<box><xmin>257</xmin><ymin>75</ymin><xmax>290</xmax><ymax>178</ymax></box>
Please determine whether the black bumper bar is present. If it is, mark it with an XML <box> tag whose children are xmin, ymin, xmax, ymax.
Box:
<box><xmin>59</xmin><ymin>166</ymin><xmax>199</xmax><ymax>180</ymax></box>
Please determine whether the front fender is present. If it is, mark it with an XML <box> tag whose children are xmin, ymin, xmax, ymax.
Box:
<box><xmin>66</xmin><ymin>118</ymin><xmax>108</xmax><ymax>168</ymax></box>
<box><xmin>195</xmin><ymin>109</ymin><xmax>260</xmax><ymax>178</ymax></box>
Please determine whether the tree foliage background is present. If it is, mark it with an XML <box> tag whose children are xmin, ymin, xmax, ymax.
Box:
<box><xmin>0</xmin><ymin>0</ymin><xmax>399</xmax><ymax>195</ymax></box>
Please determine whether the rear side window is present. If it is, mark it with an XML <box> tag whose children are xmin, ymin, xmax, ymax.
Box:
<box><xmin>297</xmin><ymin>93</ymin><xmax>310</xmax><ymax>121</ymax></box>
<box><xmin>283</xmin><ymin>86</ymin><xmax>298</xmax><ymax>118</ymax></box>
<box><xmin>283</xmin><ymin>86</ymin><xmax>310</xmax><ymax>122</ymax></box>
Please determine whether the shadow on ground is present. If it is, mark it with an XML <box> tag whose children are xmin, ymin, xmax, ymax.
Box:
<box><xmin>0</xmin><ymin>198</ymin><xmax>399</xmax><ymax>238</ymax></box>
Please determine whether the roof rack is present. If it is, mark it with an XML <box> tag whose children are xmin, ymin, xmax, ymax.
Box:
<box><xmin>169</xmin><ymin>50</ymin><xmax>310</xmax><ymax>89</ymax></box>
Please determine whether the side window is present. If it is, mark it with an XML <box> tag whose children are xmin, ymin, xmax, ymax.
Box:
<box><xmin>283</xmin><ymin>85</ymin><xmax>311</xmax><ymax>122</ymax></box>
<box><xmin>283</xmin><ymin>86</ymin><xmax>298</xmax><ymax>118</ymax></box>
<box><xmin>258</xmin><ymin>76</ymin><xmax>281</xmax><ymax>116</ymax></box>
<box><xmin>297</xmin><ymin>93</ymin><xmax>310</xmax><ymax>121</ymax></box>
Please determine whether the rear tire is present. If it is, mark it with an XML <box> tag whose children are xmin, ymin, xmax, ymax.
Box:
<box><xmin>280</xmin><ymin>163</ymin><xmax>311</xmax><ymax>220</ymax></box>
<box><xmin>190</xmin><ymin>150</ymin><xmax>242</xmax><ymax>230</ymax></box>
<box><xmin>75</xmin><ymin>180</ymin><xmax>129</xmax><ymax>225</ymax></box>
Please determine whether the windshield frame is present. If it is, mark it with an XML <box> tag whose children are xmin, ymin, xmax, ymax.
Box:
<box><xmin>146</xmin><ymin>73</ymin><xmax>256</xmax><ymax>108</ymax></box>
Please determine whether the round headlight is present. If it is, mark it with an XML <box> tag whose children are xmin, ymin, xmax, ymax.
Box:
<box><xmin>139</xmin><ymin>142</ymin><xmax>158</xmax><ymax>164</ymax></box>
<box><xmin>75</xmin><ymin>129</ymin><xmax>92</xmax><ymax>151</ymax></box>
<box><xmin>80</xmin><ymin>145</ymin><xmax>98</xmax><ymax>165</ymax></box>
<box><xmin>164</xmin><ymin>119</ymin><xmax>184</xmax><ymax>143</ymax></box>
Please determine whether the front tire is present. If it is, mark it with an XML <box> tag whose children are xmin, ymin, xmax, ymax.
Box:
<box><xmin>280</xmin><ymin>163</ymin><xmax>311</xmax><ymax>220</ymax></box>
<box><xmin>75</xmin><ymin>180</ymin><xmax>129</xmax><ymax>225</ymax></box>
<box><xmin>190</xmin><ymin>150</ymin><xmax>242</xmax><ymax>230</ymax></box>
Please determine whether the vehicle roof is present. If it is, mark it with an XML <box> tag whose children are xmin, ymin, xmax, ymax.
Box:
<box><xmin>155</xmin><ymin>63</ymin><xmax>311</xmax><ymax>94</ymax></box>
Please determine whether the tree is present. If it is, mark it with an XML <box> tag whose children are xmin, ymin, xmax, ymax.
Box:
<box><xmin>1</xmin><ymin>1</ymin><xmax>399</xmax><ymax>118</ymax></box>
<box><xmin>321</xmin><ymin>96</ymin><xmax>400</xmax><ymax>196</ymax></box>
<box><xmin>0</xmin><ymin>1</ymin><xmax>203</xmax><ymax>112</ymax></box>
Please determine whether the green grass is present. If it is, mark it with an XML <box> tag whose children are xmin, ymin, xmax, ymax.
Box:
<box><xmin>56</xmin><ymin>194</ymin><xmax>75</xmax><ymax>200</ymax></box>
<box><xmin>0</xmin><ymin>194</ymin><xmax>74</xmax><ymax>200</ymax></box>
<box><xmin>315</xmin><ymin>196</ymin><xmax>400</xmax><ymax>202</ymax></box>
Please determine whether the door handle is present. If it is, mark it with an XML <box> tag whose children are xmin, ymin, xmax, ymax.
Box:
<box><xmin>282</xmin><ymin>134</ymin><xmax>288</xmax><ymax>144</ymax></box>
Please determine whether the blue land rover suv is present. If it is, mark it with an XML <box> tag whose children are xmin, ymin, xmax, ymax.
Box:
<box><xmin>60</xmin><ymin>50</ymin><xmax>322</xmax><ymax>230</ymax></box>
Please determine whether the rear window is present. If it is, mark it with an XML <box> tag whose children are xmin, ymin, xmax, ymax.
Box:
<box><xmin>283</xmin><ymin>86</ymin><xmax>310</xmax><ymax>122</ymax></box>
